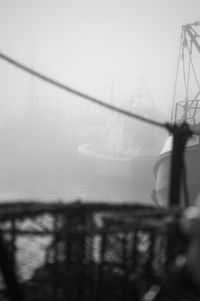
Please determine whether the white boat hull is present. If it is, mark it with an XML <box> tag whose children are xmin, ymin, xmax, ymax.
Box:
<box><xmin>154</xmin><ymin>135</ymin><xmax>200</xmax><ymax>206</ymax></box>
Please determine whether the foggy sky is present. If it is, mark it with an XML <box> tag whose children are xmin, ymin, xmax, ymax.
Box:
<box><xmin>0</xmin><ymin>0</ymin><xmax>200</xmax><ymax>120</ymax></box>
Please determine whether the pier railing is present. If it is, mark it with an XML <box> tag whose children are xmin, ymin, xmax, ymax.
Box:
<box><xmin>0</xmin><ymin>202</ymin><xmax>185</xmax><ymax>301</ymax></box>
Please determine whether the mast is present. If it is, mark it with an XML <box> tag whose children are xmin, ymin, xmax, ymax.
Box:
<box><xmin>172</xmin><ymin>22</ymin><xmax>200</xmax><ymax>124</ymax></box>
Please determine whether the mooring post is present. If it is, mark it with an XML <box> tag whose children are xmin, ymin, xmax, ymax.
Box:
<box><xmin>168</xmin><ymin>122</ymin><xmax>192</xmax><ymax>207</ymax></box>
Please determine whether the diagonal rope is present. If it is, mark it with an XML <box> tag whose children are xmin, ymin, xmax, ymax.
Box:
<box><xmin>0</xmin><ymin>52</ymin><xmax>168</xmax><ymax>130</ymax></box>
<box><xmin>189</xmin><ymin>53</ymin><xmax>200</xmax><ymax>90</ymax></box>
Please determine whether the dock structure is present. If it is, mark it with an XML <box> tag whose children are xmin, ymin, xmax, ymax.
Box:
<box><xmin>0</xmin><ymin>202</ymin><xmax>185</xmax><ymax>301</ymax></box>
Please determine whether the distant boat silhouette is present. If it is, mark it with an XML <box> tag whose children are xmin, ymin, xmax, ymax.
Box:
<box><xmin>78</xmin><ymin>89</ymin><xmax>166</xmax><ymax>187</ymax></box>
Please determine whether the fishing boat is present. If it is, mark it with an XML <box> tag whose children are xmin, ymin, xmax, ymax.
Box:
<box><xmin>78</xmin><ymin>88</ymin><xmax>166</xmax><ymax>186</ymax></box>
<box><xmin>154</xmin><ymin>21</ymin><xmax>200</xmax><ymax>206</ymax></box>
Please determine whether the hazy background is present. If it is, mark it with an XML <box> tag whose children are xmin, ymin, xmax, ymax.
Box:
<box><xmin>0</xmin><ymin>0</ymin><xmax>199</xmax><ymax>202</ymax></box>
<box><xmin>1</xmin><ymin>0</ymin><xmax>200</xmax><ymax>113</ymax></box>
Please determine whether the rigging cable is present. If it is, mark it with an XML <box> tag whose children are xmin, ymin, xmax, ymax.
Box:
<box><xmin>182</xmin><ymin>31</ymin><xmax>188</xmax><ymax>98</ymax></box>
<box><xmin>185</xmin><ymin>41</ymin><xmax>192</xmax><ymax>99</ymax></box>
<box><xmin>188</xmin><ymin>49</ymin><xmax>200</xmax><ymax>91</ymax></box>
<box><xmin>171</xmin><ymin>29</ymin><xmax>184</xmax><ymax>122</ymax></box>
<box><xmin>186</xmin><ymin>41</ymin><xmax>200</xmax><ymax>103</ymax></box>
<box><xmin>185</xmin><ymin>42</ymin><xmax>200</xmax><ymax>121</ymax></box>
<box><xmin>182</xmin><ymin>54</ymin><xmax>188</xmax><ymax>98</ymax></box>
<box><xmin>0</xmin><ymin>52</ymin><xmax>168</xmax><ymax>130</ymax></box>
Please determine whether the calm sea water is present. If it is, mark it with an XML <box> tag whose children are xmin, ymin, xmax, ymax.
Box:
<box><xmin>0</xmin><ymin>175</ymin><xmax>153</xmax><ymax>204</ymax></box>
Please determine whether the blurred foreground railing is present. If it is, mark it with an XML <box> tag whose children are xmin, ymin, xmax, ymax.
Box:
<box><xmin>0</xmin><ymin>202</ymin><xmax>185</xmax><ymax>301</ymax></box>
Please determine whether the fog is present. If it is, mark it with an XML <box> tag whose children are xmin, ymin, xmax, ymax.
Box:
<box><xmin>0</xmin><ymin>0</ymin><xmax>199</xmax><ymax>202</ymax></box>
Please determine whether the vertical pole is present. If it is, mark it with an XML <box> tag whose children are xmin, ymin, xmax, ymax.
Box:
<box><xmin>169</xmin><ymin>123</ymin><xmax>192</xmax><ymax>207</ymax></box>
